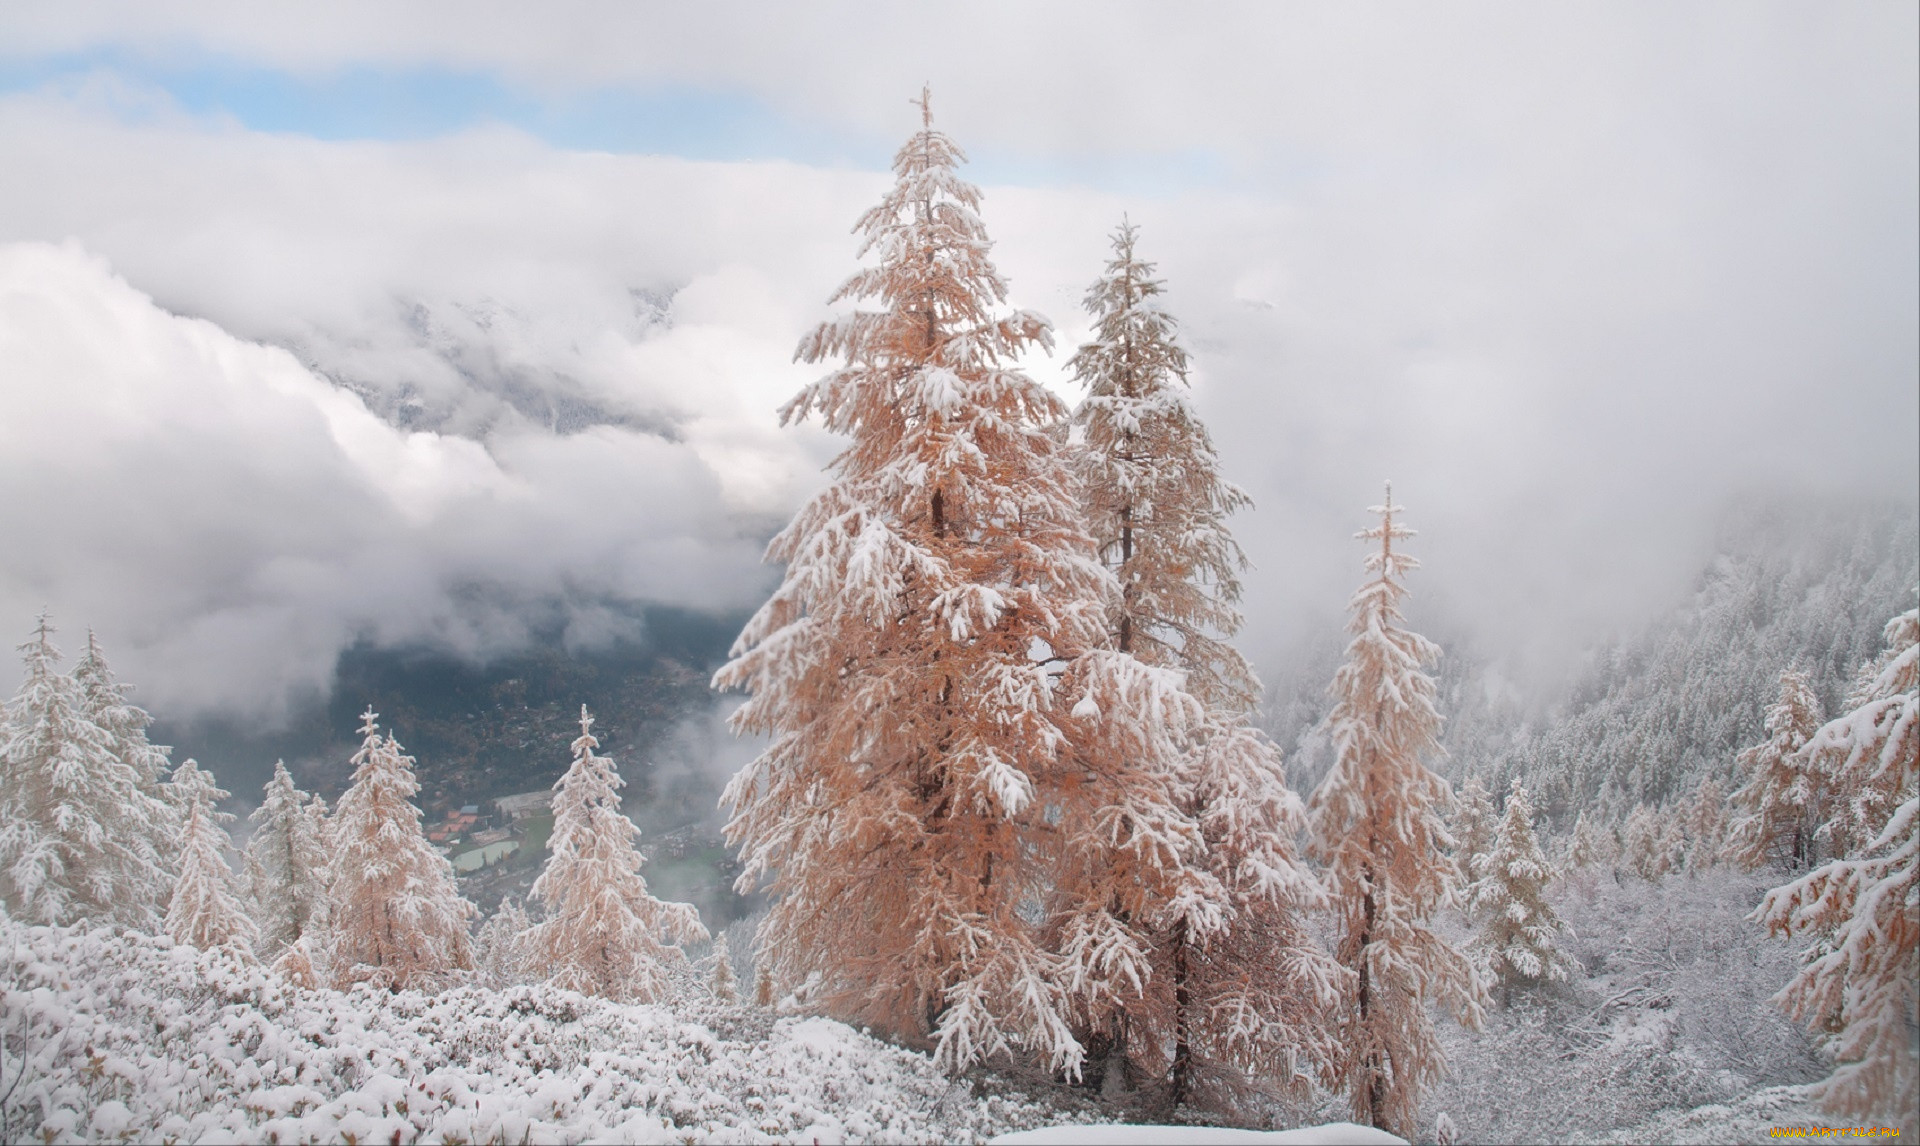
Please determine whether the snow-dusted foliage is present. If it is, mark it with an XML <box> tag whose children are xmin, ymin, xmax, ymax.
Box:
<box><xmin>1450</xmin><ymin>774</ymin><xmax>1496</xmax><ymax>888</ymax></box>
<box><xmin>1682</xmin><ymin>778</ymin><xmax>1728</xmax><ymax>873</ymax></box>
<box><xmin>0</xmin><ymin>617</ymin><xmax>174</xmax><ymax>929</ymax></box>
<box><xmin>69</xmin><ymin>629</ymin><xmax>182</xmax><ymax>894</ymax></box>
<box><xmin>326</xmin><ymin>709</ymin><xmax>475</xmax><ymax>990</ymax></box>
<box><xmin>164</xmin><ymin>759</ymin><xmax>257</xmax><ymax>957</ymax></box>
<box><xmin>1307</xmin><ymin>488</ymin><xmax>1485</xmax><ymax>1138</ymax></box>
<box><xmin>715</xmin><ymin>93</ymin><xmax>1131</xmax><ymax>1076</ymax></box>
<box><xmin>1469</xmin><ymin>780</ymin><xmax>1571</xmax><ymax>995</ymax></box>
<box><xmin>243</xmin><ymin>760</ymin><xmax>330</xmax><ymax>960</ymax></box>
<box><xmin>1753</xmin><ymin>605</ymin><xmax>1917</xmax><ymax>1131</ymax></box>
<box><xmin>0</xmin><ymin>915</ymin><xmax>1100</xmax><ymax>1145</ymax></box>
<box><xmin>1620</xmin><ymin>805</ymin><xmax>1668</xmax><ymax>882</ymax></box>
<box><xmin>1427</xmin><ymin>869</ymin><xmax>1829</xmax><ymax>1146</ymax></box>
<box><xmin>525</xmin><ymin>706</ymin><xmax>707</xmax><ymax>1003</ymax></box>
<box><xmin>1727</xmin><ymin>670</ymin><xmax>1827</xmax><ymax>870</ymax></box>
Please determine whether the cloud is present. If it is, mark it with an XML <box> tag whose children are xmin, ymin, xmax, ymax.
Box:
<box><xmin>0</xmin><ymin>240</ymin><xmax>786</xmax><ymax>719</ymax></box>
<box><xmin>0</xmin><ymin>6</ymin><xmax>1913</xmax><ymax>721</ymax></box>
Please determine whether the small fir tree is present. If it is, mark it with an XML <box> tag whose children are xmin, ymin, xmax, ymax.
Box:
<box><xmin>1755</xmin><ymin>606</ymin><xmax>1917</xmax><ymax>1131</ymax></box>
<box><xmin>1451</xmin><ymin>774</ymin><xmax>1497</xmax><ymax>888</ymax></box>
<box><xmin>474</xmin><ymin>898</ymin><xmax>533</xmax><ymax>989</ymax></box>
<box><xmin>0</xmin><ymin>616</ymin><xmax>172</xmax><ymax>928</ymax></box>
<box><xmin>1684</xmin><ymin>777</ymin><xmax>1729</xmax><ymax>873</ymax></box>
<box><xmin>524</xmin><ymin>706</ymin><xmax>707</xmax><ymax>1003</ymax></box>
<box><xmin>1729</xmin><ymin>669</ymin><xmax>1829</xmax><ymax>871</ymax></box>
<box><xmin>710</xmin><ymin>934</ymin><xmax>741</xmax><ymax>1004</ymax></box>
<box><xmin>1308</xmin><ymin>486</ymin><xmax>1485</xmax><ymax>1139</ymax></box>
<box><xmin>271</xmin><ymin>934</ymin><xmax>321</xmax><ymax>989</ymax></box>
<box><xmin>1621</xmin><ymin>804</ymin><xmax>1664</xmax><ymax>881</ymax></box>
<box><xmin>165</xmin><ymin>759</ymin><xmax>257</xmax><ymax>957</ymax></box>
<box><xmin>1469</xmin><ymin>780</ymin><xmax>1571</xmax><ymax>1001</ymax></box>
<box><xmin>243</xmin><ymin>761</ymin><xmax>330</xmax><ymax>960</ymax></box>
<box><xmin>327</xmin><ymin>710</ymin><xmax>475</xmax><ymax>990</ymax></box>
<box><xmin>71</xmin><ymin>630</ymin><xmax>182</xmax><ymax>896</ymax></box>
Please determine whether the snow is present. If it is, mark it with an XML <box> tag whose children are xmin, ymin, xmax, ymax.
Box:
<box><xmin>991</xmin><ymin>1123</ymin><xmax>1404</xmax><ymax>1145</ymax></box>
<box><xmin>0</xmin><ymin>914</ymin><xmax>1099</xmax><ymax>1144</ymax></box>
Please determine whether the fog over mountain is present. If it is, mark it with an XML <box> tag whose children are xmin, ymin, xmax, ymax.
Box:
<box><xmin>0</xmin><ymin>4</ymin><xmax>1912</xmax><ymax>743</ymax></box>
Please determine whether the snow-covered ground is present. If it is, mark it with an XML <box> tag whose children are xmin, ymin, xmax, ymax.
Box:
<box><xmin>0</xmin><ymin>916</ymin><xmax>1095</xmax><ymax>1144</ymax></box>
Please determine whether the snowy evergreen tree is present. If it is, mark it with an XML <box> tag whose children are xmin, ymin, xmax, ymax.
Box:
<box><xmin>1307</xmin><ymin>487</ymin><xmax>1485</xmax><ymax>1139</ymax></box>
<box><xmin>327</xmin><ymin>710</ymin><xmax>475</xmax><ymax>990</ymax></box>
<box><xmin>71</xmin><ymin>630</ymin><xmax>182</xmax><ymax>895</ymax></box>
<box><xmin>710</xmin><ymin>934</ymin><xmax>741</xmax><ymax>1004</ymax></box>
<box><xmin>1450</xmin><ymin>774</ymin><xmax>1497</xmax><ymax>888</ymax></box>
<box><xmin>1469</xmin><ymin>780</ymin><xmax>1571</xmax><ymax>1000</ymax></box>
<box><xmin>1728</xmin><ymin>669</ymin><xmax>1828</xmax><ymax>870</ymax></box>
<box><xmin>1564</xmin><ymin>810</ymin><xmax>1606</xmax><ymax>871</ymax></box>
<box><xmin>1065</xmin><ymin>219</ymin><xmax>1255</xmax><ymax>711</ymax></box>
<box><xmin>716</xmin><ymin>93</ymin><xmax>1170</xmax><ymax>1076</ymax></box>
<box><xmin>1683</xmin><ymin>777</ymin><xmax>1729</xmax><ymax>873</ymax></box>
<box><xmin>0</xmin><ymin>616</ymin><xmax>173</xmax><ymax>928</ymax></box>
<box><xmin>1620</xmin><ymin>804</ymin><xmax>1665</xmax><ymax>881</ymax></box>
<box><xmin>1755</xmin><ymin>605</ymin><xmax>1917</xmax><ymax>1130</ymax></box>
<box><xmin>525</xmin><ymin>706</ymin><xmax>706</xmax><ymax>1003</ymax></box>
<box><xmin>474</xmin><ymin>898</ymin><xmax>533</xmax><ymax>989</ymax></box>
<box><xmin>1058</xmin><ymin>219</ymin><xmax>1336</xmax><ymax>1109</ymax></box>
<box><xmin>243</xmin><ymin>761</ymin><xmax>330</xmax><ymax>960</ymax></box>
<box><xmin>165</xmin><ymin>759</ymin><xmax>256</xmax><ymax>957</ymax></box>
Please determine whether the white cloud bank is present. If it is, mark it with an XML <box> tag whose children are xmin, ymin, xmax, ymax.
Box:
<box><xmin>0</xmin><ymin>241</ymin><xmax>788</xmax><ymax>719</ymax></box>
<box><xmin>0</xmin><ymin>5</ymin><xmax>1913</xmax><ymax>719</ymax></box>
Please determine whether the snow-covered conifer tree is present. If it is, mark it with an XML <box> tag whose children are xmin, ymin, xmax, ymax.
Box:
<box><xmin>474</xmin><ymin>898</ymin><xmax>532</xmax><ymax>989</ymax></box>
<box><xmin>327</xmin><ymin>710</ymin><xmax>474</xmax><ymax>990</ymax></box>
<box><xmin>1621</xmin><ymin>804</ymin><xmax>1664</xmax><ymax>881</ymax></box>
<box><xmin>243</xmin><ymin>761</ymin><xmax>330</xmax><ymax>960</ymax></box>
<box><xmin>1451</xmin><ymin>774</ymin><xmax>1497</xmax><ymax>888</ymax></box>
<box><xmin>1307</xmin><ymin>487</ymin><xmax>1484</xmax><ymax>1139</ymax></box>
<box><xmin>71</xmin><ymin>630</ymin><xmax>182</xmax><ymax>898</ymax></box>
<box><xmin>1684</xmin><ymin>777</ymin><xmax>1728</xmax><ymax>873</ymax></box>
<box><xmin>1755</xmin><ymin>606</ymin><xmax>1917</xmax><ymax>1130</ymax></box>
<box><xmin>1728</xmin><ymin>669</ymin><xmax>1828</xmax><ymax>870</ymax></box>
<box><xmin>715</xmin><ymin>93</ymin><xmax>1162</xmax><ymax>1075</ymax></box>
<box><xmin>0</xmin><ymin>617</ymin><xmax>172</xmax><ymax>928</ymax></box>
<box><xmin>525</xmin><ymin>706</ymin><xmax>706</xmax><ymax>1003</ymax></box>
<box><xmin>1469</xmin><ymin>780</ymin><xmax>1570</xmax><ymax>1001</ymax></box>
<box><xmin>710</xmin><ymin>934</ymin><xmax>741</xmax><ymax>1004</ymax></box>
<box><xmin>1565</xmin><ymin>810</ymin><xmax>1605</xmax><ymax>872</ymax></box>
<box><xmin>1057</xmin><ymin>219</ymin><xmax>1337</xmax><ymax>1108</ymax></box>
<box><xmin>165</xmin><ymin>759</ymin><xmax>256</xmax><ymax>956</ymax></box>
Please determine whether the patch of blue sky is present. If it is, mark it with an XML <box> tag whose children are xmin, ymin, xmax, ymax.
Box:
<box><xmin>0</xmin><ymin>50</ymin><xmax>1235</xmax><ymax>194</ymax></box>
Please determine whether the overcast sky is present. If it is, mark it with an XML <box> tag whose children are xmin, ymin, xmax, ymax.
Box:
<box><xmin>0</xmin><ymin>3</ymin><xmax>1914</xmax><ymax>722</ymax></box>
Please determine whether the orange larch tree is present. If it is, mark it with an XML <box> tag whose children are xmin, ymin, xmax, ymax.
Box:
<box><xmin>716</xmin><ymin>93</ymin><xmax>1169</xmax><ymax>1076</ymax></box>
<box><xmin>1755</xmin><ymin>606</ymin><xmax>1917</xmax><ymax>1132</ymax></box>
<box><xmin>1728</xmin><ymin>669</ymin><xmax>1828</xmax><ymax>870</ymax></box>
<box><xmin>326</xmin><ymin>710</ymin><xmax>475</xmax><ymax>990</ymax></box>
<box><xmin>1308</xmin><ymin>485</ymin><xmax>1485</xmax><ymax>1140</ymax></box>
<box><xmin>1060</xmin><ymin>220</ymin><xmax>1341</xmax><ymax>1113</ymax></box>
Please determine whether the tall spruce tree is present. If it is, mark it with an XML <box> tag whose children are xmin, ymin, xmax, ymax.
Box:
<box><xmin>0</xmin><ymin>616</ymin><xmax>172</xmax><ymax>928</ymax></box>
<box><xmin>524</xmin><ymin>706</ymin><xmax>706</xmax><ymax>1003</ymax></box>
<box><xmin>165</xmin><ymin>759</ymin><xmax>256</xmax><ymax>957</ymax></box>
<box><xmin>1755</xmin><ymin>606</ymin><xmax>1917</xmax><ymax>1131</ymax></box>
<box><xmin>1450</xmin><ymin>774</ymin><xmax>1497</xmax><ymax>888</ymax></box>
<box><xmin>327</xmin><ymin>710</ymin><xmax>474</xmax><ymax>990</ymax></box>
<box><xmin>1308</xmin><ymin>486</ymin><xmax>1484</xmax><ymax>1139</ymax></box>
<box><xmin>243</xmin><ymin>761</ymin><xmax>330</xmax><ymax>960</ymax></box>
<box><xmin>715</xmin><ymin>93</ymin><xmax>1191</xmax><ymax>1076</ymax></box>
<box><xmin>1061</xmin><ymin>220</ymin><xmax>1339</xmax><ymax>1111</ymax></box>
